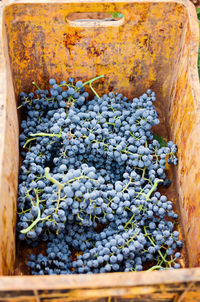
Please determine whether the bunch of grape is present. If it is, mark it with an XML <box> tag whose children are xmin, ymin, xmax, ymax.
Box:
<box><xmin>17</xmin><ymin>76</ymin><xmax>182</xmax><ymax>274</ymax></box>
<box><xmin>72</xmin><ymin>225</ymin><xmax>182</xmax><ymax>273</ymax></box>
<box><xmin>27</xmin><ymin>232</ymin><xmax>72</xmax><ymax>275</ymax></box>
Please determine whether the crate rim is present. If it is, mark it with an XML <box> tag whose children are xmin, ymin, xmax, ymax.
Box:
<box><xmin>0</xmin><ymin>0</ymin><xmax>197</xmax><ymax>4</ymax></box>
<box><xmin>0</xmin><ymin>268</ymin><xmax>200</xmax><ymax>291</ymax></box>
<box><xmin>0</xmin><ymin>0</ymin><xmax>199</xmax><ymax>10</ymax></box>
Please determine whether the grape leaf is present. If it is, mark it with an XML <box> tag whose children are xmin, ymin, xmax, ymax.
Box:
<box><xmin>153</xmin><ymin>134</ymin><xmax>166</xmax><ymax>147</ymax></box>
<box><xmin>108</xmin><ymin>12</ymin><xmax>124</xmax><ymax>19</ymax></box>
<box><xmin>197</xmin><ymin>8</ymin><xmax>200</xmax><ymax>21</ymax></box>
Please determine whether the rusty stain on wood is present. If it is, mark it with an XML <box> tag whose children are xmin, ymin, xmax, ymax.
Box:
<box><xmin>64</xmin><ymin>29</ymin><xmax>83</xmax><ymax>54</ymax></box>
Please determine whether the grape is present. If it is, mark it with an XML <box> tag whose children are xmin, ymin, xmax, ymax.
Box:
<box><xmin>17</xmin><ymin>78</ymin><xmax>181</xmax><ymax>275</ymax></box>
<box><xmin>27</xmin><ymin>233</ymin><xmax>71</xmax><ymax>275</ymax></box>
<box><xmin>49</xmin><ymin>79</ymin><xmax>56</xmax><ymax>85</ymax></box>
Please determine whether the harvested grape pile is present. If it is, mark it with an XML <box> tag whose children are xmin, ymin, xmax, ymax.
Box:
<box><xmin>17</xmin><ymin>76</ymin><xmax>182</xmax><ymax>275</ymax></box>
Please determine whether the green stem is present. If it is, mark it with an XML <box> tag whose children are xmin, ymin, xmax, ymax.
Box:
<box><xmin>145</xmin><ymin>179</ymin><xmax>163</xmax><ymax>201</ymax></box>
<box><xmin>55</xmin><ymin>188</ymin><xmax>61</xmax><ymax>213</ymax></box>
<box><xmin>89</xmin><ymin>82</ymin><xmax>100</xmax><ymax>99</ymax></box>
<box><xmin>66</xmin><ymin>175</ymin><xmax>97</xmax><ymax>184</ymax></box>
<box><xmin>77</xmin><ymin>213</ymin><xmax>83</xmax><ymax>221</ymax></box>
<box><xmin>122</xmin><ymin>179</ymin><xmax>133</xmax><ymax>192</ymax></box>
<box><xmin>26</xmin><ymin>191</ymin><xmax>35</xmax><ymax>207</ymax></box>
<box><xmin>144</xmin><ymin>227</ymin><xmax>167</xmax><ymax>264</ymax></box>
<box><xmin>18</xmin><ymin>208</ymin><xmax>31</xmax><ymax>215</ymax></box>
<box><xmin>108</xmin><ymin>179</ymin><xmax>133</xmax><ymax>207</ymax></box>
<box><xmin>79</xmin><ymin>75</ymin><xmax>104</xmax><ymax>90</ymax></box>
<box><xmin>32</xmin><ymin>81</ymin><xmax>41</xmax><ymax>91</ymax></box>
<box><xmin>123</xmin><ymin>232</ymin><xmax>139</xmax><ymax>247</ymax></box>
<box><xmin>124</xmin><ymin>213</ymin><xmax>135</xmax><ymax>229</ymax></box>
<box><xmin>23</xmin><ymin>137</ymin><xmax>36</xmax><ymax>148</ymax></box>
<box><xmin>148</xmin><ymin>265</ymin><xmax>163</xmax><ymax>271</ymax></box>
<box><xmin>30</xmin><ymin>132</ymin><xmax>62</xmax><ymax>138</ymax></box>
<box><xmin>142</xmin><ymin>167</ymin><xmax>146</xmax><ymax>179</ymax></box>
<box><xmin>106</xmin><ymin>122</ymin><xmax>115</xmax><ymax>126</ymax></box>
<box><xmin>21</xmin><ymin>190</ymin><xmax>40</xmax><ymax>234</ymax></box>
<box><xmin>45</xmin><ymin>167</ymin><xmax>64</xmax><ymax>189</ymax></box>
<box><xmin>21</xmin><ymin>216</ymin><xmax>41</xmax><ymax>234</ymax></box>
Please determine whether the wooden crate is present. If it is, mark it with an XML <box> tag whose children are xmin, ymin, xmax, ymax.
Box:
<box><xmin>0</xmin><ymin>0</ymin><xmax>200</xmax><ymax>301</ymax></box>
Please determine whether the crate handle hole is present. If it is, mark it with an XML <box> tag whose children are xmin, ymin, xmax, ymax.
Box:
<box><xmin>66</xmin><ymin>12</ymin><xmax>124</xmax><ymax>27</ymax></box>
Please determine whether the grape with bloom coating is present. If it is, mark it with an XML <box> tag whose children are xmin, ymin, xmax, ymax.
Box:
<box><xmin>17</xmin><ymin>77</ymin><xmax>182</xmax><ymax>274</ymax></box>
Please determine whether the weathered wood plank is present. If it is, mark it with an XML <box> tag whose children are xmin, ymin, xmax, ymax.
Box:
<box><xmin>0</xmin><ymin>279</ymin><xmax>200</xmax><ymax>301</ymax></box>
<box><xmin>0</xmin><ymin>0</ymin><xmax>18</xmax><ymax>276</ymax></box>
<box><xmin>1</xmin><ymin>269</ymin><xmax>200</xmax><ymax>290</ymax></box>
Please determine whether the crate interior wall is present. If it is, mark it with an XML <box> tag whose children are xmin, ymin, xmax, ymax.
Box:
<box><xmin>0</xmin><ymin>0</ymin><xmax>200</xmax><ymax>301</ymax></box>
